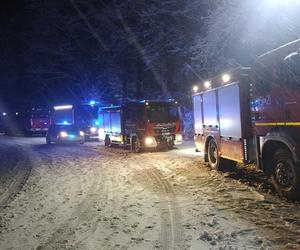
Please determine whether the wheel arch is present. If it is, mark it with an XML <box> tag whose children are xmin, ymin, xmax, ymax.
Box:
<box><xmin>262</xmin><ymin>137</ymin><xmax>298</xmax><ymax>175</ymax></box>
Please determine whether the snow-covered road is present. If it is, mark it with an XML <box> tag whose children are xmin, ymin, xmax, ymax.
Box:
<box><xmin>0</xmin><ymin>136</ymin><xmax>300</xmax><ymax>250</ymax></box>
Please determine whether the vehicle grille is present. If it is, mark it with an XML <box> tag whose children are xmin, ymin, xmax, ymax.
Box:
<box><xmin>153</xmin><ymin>126</ymin><xmax>175</xmax><ymax>134</ymax></box>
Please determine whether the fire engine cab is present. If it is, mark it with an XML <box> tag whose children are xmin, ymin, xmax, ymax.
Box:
<box><xmin>98</xmin><ymin>100</ymin><xmax>183</xmax><ymax>152</ymax></box>
<box><xmin>193</xmin><ymin>39</ymin><xmax>300</xmax><ymax>200</ymax></box>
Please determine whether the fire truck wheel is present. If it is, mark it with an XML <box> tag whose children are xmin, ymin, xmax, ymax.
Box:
<box><xmin>207</xmin><ymin>138</ymin><xmax>223</xmax><ymax>170</ymax></box>
<box><xmin>131</xmin><ymin>137</ymin><xmax>141</xmax><ymax>153</ymax></box>
<box><xmin>104</xmin><ymin>135</ymin><xmax>111</xmax><ymax>147</ymax></box>
<box><xmin>271</xmin><ymin>149</ymin><xmax>300</xmax><ymax>201</ymax></box>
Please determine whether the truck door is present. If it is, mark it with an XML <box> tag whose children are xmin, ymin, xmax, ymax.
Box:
<box><xmin>124</xmin><ymin>105</ymin><xmax>143</xmax><ymax>135</ymax></box>
<box><xmin>251</xmin><ymin>65</ymin><xmax>286</xmax><ymax>133</ymax></box>
<box><xmin>279</xmin><ymin>53</ymin><xmax>300</xmax><ymax>124</ymax></box>
<box><xmin>202</xmin><ymin>90</ymin><xmax>218</xmax><ymax>131</ymax></box>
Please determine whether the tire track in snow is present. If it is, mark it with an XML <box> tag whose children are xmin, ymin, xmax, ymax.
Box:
<box><xmin>0</xmin><ymin>147</ymin><xmax>32</xmax><ymax>209</ymax></box>
<box><xmin>146</xmin><ymin>167</ymin><xmax>184</xmax><ymax>250</ymax></box>
<box><xmin>36</xmin><ymin>152</ymin><xmax>110</xmax><ymax>250</ymax></box>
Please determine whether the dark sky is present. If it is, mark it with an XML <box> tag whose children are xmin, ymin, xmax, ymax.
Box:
<box><xmin>0</xmin><ymin>0</ymin><xmax>203</xmax><ymax>112</ymax></box>
<box><xmin>0</xmin><ymin>1</ymin><xmax>28</xmax><ymax>111</ymax></box>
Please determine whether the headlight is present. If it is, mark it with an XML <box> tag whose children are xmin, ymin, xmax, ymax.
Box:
<box><xmin>80</xmin><ymin>131</ymin><xmax>84</xmax><ymax>136</ymax></box>
<box><xmin>176</xmin><ymin>134</ymin><xmax>183</xmax><ymax>142</ymax></box>
<box><xmin>145</xmin><ymin>137</ymin><xmax>154</xmax><ymax>145</ymax></box>
<box><xmin>90</xmin><ymin>127</ymin><xmax>97</xmax><ymax>133</ymax></box>
<box><xmin>60</xmin><ymin>131</ymin><xmax>68</xmax><ymax>138</ymax></box>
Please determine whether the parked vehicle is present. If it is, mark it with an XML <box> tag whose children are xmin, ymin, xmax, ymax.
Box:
<box><xmin>193</xmin><ymin>39</ymin><xmax>300</xmax><ymax>200</ymax></box>
<box><xmin>98</xmin><ymin>100</ymin><xmax>183</xmax><ymax>152</ymax></box>
<box><xmin>23</xmin><ymin>108</ymin><xmax>51</xmax><ymax>136</ymax></box>
<box><xmin>52</xmin><ymin>103</ymin><xmax>99</xmax><ymax>141</ymax></box>
<box><xmin>46</xmin><ymin>124</ymin><xmax>84</xmax><ymax>144</ymax></box>
<box><xmin>76</xmin><ymin>103</ymin><xmax>99</xmax><ymax>141</ymax></box>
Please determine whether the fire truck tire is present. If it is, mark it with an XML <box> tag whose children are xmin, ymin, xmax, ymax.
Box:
<box><xmin>207</xmin><ymin>138</ymin><xmax>225</xmax><ymax>170</ymax></box>
<box><xmin>271</xmin><ymin>149</ymin><xmax>300</xmax><ymax>200</ymax></box>
<box><xmin>104</xmin><ymin>135</ymin><xmax>111</xmax><ymax>147</ymax></box>
<box><xmin>131</xmin><ymin>137</ymin><xmax>141</xmax><ymax>153</ymax></box>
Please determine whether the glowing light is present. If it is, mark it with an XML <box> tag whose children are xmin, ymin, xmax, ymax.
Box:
<box><xmin>60</xmin><ymin>131</ymin><xmax>68</xmax><ymax>138</ymax></box>
<box><xmin>2</xmin><ymin>112</ymin><xmax>7</xmax><ymax>116</ymax></box>
<box><xmin>145</xmin><ymin>137</ymin><xmax>155</xmax><ymax>145</ymax></box>
<box><xmin>54</xmin><ymin>105</ymin><xmax>73</xmax><ymax>110</ymax></box>
<box><xmin>90</xmin><ymin>127</ymin><xmax>97</xmax><ymax>133</ymax></box>
<box><xmin>98</xmin><ymin>128</ymin><xmax>105</xmax><ymax>141</ymax></box>
<box><xmin>15</xmin><ymin>112</ymin><xmax>19</xmax><ymax>115</ymax></box>
<box><xmin>62</xmin><ymin>121</ymin><xmax>70</xmax><ymax>125</ymax></box>
<box><xmin>193</xmin><ymin>85</ymin><xmax>199</xmax><ymax>93</ymax></box>
<box><xmin>204</xmin><ymin>81</ymin><xmax>211</xmax><ymax>89</ymax></box>
<box><xmin>222</xmin><ymin>74</ymin><xmax>231</xmax><ymax>83</ymax></box>
<box><xmin>89</xmin><ymin>100</ymin><xmax>96</xmax><ymax>106</ymax></box>
<box><xmin>79</xmin><ymin>131</ymin><xmax>84</xmax><ymax>136</ymax></box>
<box><xmin>176</xmin><ymin>134</ymin><xmax>183</xmax><ymax>142</ymax></box>
<box><xmin>265</xmin><ymin>0</ymin><xmax>299</xmax><ymax>6</ymax></box>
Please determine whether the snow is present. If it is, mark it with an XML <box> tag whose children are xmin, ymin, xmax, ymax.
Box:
<box><xmin>0</xmin><ymin>136</ymin><xmax>300</xmax><ymax>249</ymax></box>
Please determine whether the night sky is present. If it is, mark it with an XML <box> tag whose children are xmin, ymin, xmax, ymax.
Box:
<box><xmin>0</xmin><ymin>0</ymin><xmax>204</xmax><ymax>113</ymax></box>
<box><xmin>1</xmin><ymin>0</ymin><xmax>300</xmax><ymax>113</ymax></box>
<box><xmin>0</xmin><ymin>1</ymin><xmax>117</xmax><ymax>111</ymax></box>
<box><xmin>0</xmin><ymin>1</ymin><xmax>28</xmax><ymax>110</ymax></box>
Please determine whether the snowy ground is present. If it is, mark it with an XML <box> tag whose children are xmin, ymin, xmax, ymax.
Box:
<box><xmin>0</xmin><ymin>136</ymin><xmax>300</xmax><ymax>250</ymax></box>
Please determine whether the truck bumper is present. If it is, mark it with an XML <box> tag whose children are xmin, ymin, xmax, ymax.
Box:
<box><xmin>144</xmin><ymin>134</ymin><xmax>183</xmax><ymax>149</ymax></box>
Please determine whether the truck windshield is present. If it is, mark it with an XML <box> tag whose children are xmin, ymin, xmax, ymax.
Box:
<box><xmin>146</xmin><ymin>103</ymin><xmax>179</xmax><ymax>123</ymax></box>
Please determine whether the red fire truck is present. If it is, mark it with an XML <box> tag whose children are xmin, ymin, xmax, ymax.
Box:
<box><xmin>98</xmin><ymin>100</ymin><xmax>183</xmax><ymax>152</ymax></box>
<box><xmin>193</xmin><ymin>39</ymin><xmax>300</xmax><ymax>200</ymax></box>
<box><xmin>24</xmin><ymin>108</ymin><xmax>51</xmax><ymax>136</ymax></box>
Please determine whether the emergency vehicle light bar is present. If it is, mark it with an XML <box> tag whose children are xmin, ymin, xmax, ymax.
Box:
<box><xmin>54</xmin><ymin>105</ymin><xmax>73</xmax><ymax>110</ymax></box>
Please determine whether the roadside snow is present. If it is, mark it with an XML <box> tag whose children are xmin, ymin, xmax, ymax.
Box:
<box><xmin>0</xmin><ymin>138</ymin><xmax>299</xmax><ymax>249</ymax></box>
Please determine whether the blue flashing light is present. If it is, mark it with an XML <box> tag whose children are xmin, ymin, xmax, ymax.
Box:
<box><xmin>89</xmin><ymin>100</ymin><xmax>96</xmax><ymax>106</ymax></box>
<box><xmin>95</xmin><ymin>121</ymin><xmax>100</xmax><ymax>126</ymax></box>
<box><xmin>56</xmin><ymin>121</ymin><xmax>72</xmax><ymax>125</ymax></box>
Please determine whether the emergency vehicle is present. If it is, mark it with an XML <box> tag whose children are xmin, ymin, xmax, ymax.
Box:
<box><xmin>52</xmin><ymin>102</ymin><xmax>99</xmax><ymax>140</ymax></box>
<box><xmin>24</xmin><ymin>108</ymin><xmax>51</xmax><ymax>135</ymax></box>
<box><xmin>98</xmin><ymin>100</ymin><xmax>183</xmax><ymax>152</ymax></box>
<box><xmin>193</xmin><ymin>39</ymin><xmax>300</xmax><ymax>200</ymax></box>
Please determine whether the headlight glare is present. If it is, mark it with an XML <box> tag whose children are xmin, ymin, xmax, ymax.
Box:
<box><xmin>145</xmin><ymin>137</ymin><xmax>154</xmax><ymax>145</ymax></box>
<box><xmin>90</xmin><ymin>127</ymin><xmax>97</xmax><ymax>133</ymax></box>
<box><xmin>60</xmin><ymin>131</ymin><xmax>68</xmax><ymax>138</ymax></box>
